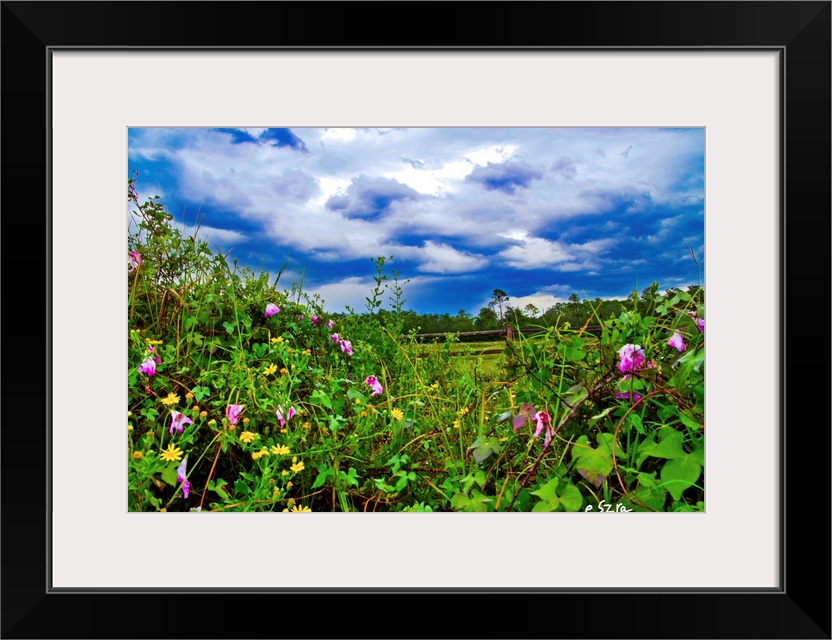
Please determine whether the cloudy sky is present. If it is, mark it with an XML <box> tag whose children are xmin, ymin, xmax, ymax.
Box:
<box><xmin>127</xmin><ymin>127</ymin><xmax>704</xmax><ymax>316</ymax></box>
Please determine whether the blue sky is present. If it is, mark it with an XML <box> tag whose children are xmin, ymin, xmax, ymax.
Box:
<box><xmin>128</xmin><ymin>127</ymin><xmax>704</xmax><ymax>316</ymax></box>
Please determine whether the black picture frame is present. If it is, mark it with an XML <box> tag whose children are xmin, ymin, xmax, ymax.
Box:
<box><xmin>2</xmin><ymin>2</ymin><xmax>829</xmax><ymax>638</ymax></box>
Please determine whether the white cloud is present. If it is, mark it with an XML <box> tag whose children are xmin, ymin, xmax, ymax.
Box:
<box><xmin>417</xmin><ymin>241</ymin><xmax>489</xmax><ymax>274</ymax></box>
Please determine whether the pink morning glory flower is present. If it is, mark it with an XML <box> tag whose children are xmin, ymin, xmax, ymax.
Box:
<box><xmin>169</xmin><ymin>410</ymin><xmax>193</xmax><ymax>435</ymax></box>
<box><xmin>615</xmin><ymin>391</ymin><xmax>643</xmax><ymax>403</ymax></box>
<box><xmin>264</xmin><ymin>303</ymin><xmax>280</xmax><ymax>318</ymax></box>
<box><xmin>340</xmin><ymin>339</ymin><xmax>353</xmax><ymax>356</ymax></box>
<box><xmin>696</xmin><ymin>318</ymin><xmax>704</xmax><ymax>333</ymax></box>
<box><xmin>128</xmin><ymin>250</ymin><xmax>143</xmax><ymax>272</ymax></box>
<box><xmin>617</xmin><ymin>344</ymin><xmax>646</xmax><ymax>374</ymax></box>
<box><xmin>138</xmin><ymin>357</ymin><xmax>156</xmax><ymax>376</ymax></box>
<box><xmin>327</xmin><ymin>319</ymin><xmax>334</xmax><ymax>329</ymax></box>
<box><xmin>276</xmin><ymin>405</ymin><xmax>297</xmax><ymax>428</ymax></box>
<box><xmin>177</xmin><ymin>457</ymin><xmax>191</xmax><ymax>499</ymax></box>
<box><xmin>330</xmin><ymin>333</ymin><xmax>339</xmax><ymax>344</ymax></box>
<box><xmin>533</xmin><ymin>410</ymin><xmax>554</xmax><ymax>447</ymax></box>
<box><xmin>226</xmin><ymin>404</ymin><xmax>243</xmax><ymax>425</ymax></box>
<box><xmin>512</xmin><ymin>402</ymin><xmax>537</xmax><ymax>430</ymax></box>
<box><xmin>668</xmin><ymin>332</ymin><xmax>685</xmax><ymax>352</ymax></box>
<box><xmin>311</xmin><ymin>315</ymin><xmax>319</xmax><ymax>326</ymax></box>
<box><xmin>365</xmin><ymin>375</ymin><xmax>383</xmax><ymax>396</ymax></box>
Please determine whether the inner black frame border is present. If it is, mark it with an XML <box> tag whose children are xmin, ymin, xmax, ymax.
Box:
<box><xmin>2</xmin><ymin>2</ymin><xmax>829</xmax><ymax>638</ymax></box>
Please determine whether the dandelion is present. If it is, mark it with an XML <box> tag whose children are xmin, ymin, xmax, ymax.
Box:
<box><xmin>239</xmin><ymin>431</ymin><xmax>257</xmax><ymax>444</ymax></box>
<box><xmin>290</xmin><ymin>457</ymin><xmax>305</xmax><ymax>473</ymax></box>
<box><xmin>160</xmin><ymin>392</ymin><xmax>180</xmax><ymax>406</ymax></box>
<box><xmin>339</xmin><ymin>340</ymin><xmax>353</xmax><ymax>356</ymax></box>
<box><xmin>128</xmin><ymin>250</ymin><xmax>143</xmax><ymax>272</ymax></box>
<box><xmin>276</xmin><ymin>406</ymin><xmax>296</xmax><ymax>428</ymax></box>
<box><xmin>390</xmin><ymin>408</ymin><xmax>404</xmax><ymax>421</ymax></box>
<box><xmin>263</xmin><ymin>363</ymin><xmax>278</xmax><ymax>376</ymax></box>
<box><xmin>365</xmin><ymin>375</ymin><xmax>383</xmax><ymax>396</ymax></box>
<box><xmin>270</xmin><ymin>444</ymin><xmax>290</xmax><ymax>455</ymax></box>
<box><xmin>137</xmin><ymin>358</ymin><xmax>156</xmax><ymax>376</ymax></box>
<box><xmin>159</xmin><ymin>443</ymin><xmax>183</xmax><ymax>462</ymax></box>
<box><xmin>265</xmin><ymin>303</ymin><xmax>280</xmax><ymax>318</ymax></box>
<box><xmin>668</xmin><ymin>332</ymin><xmax>686</xmax><ymax>352</ymax></box>
<box><xmin>330</xmin><ymin>333</ymin><xmax>339</xmax><ymax>344</ymax></box>
<box><xmin>617</xmin><ymin>344</ymin><xmax>646</xmax><ymax>374</ymax></box>
<box><xmin>226</xmin><ymin>404</ymin><xmax>243</xmax><ymax>425</ymax></box>
<box><xmin>169</xmin><ymin>410</ymin><xmax>193</xmax><ymax>435</ymax></box>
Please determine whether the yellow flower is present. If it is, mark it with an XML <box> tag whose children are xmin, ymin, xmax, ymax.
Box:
<box><xmin>192</xmin><ymin>405</ymin><xmax>200</xmax><ymax>412</ymax></box>
<box><xmin>280</xmin><ymin>368</ymin><xmax>289</xmax><ymax>375</ymax></box>
<box><xmin>354</xmin><ymin>398</ymin><xmax>361</xmax><ymax>405</ymax></box>
<box><xmin>302</xmin><ymin>422</ymin><xmax>311</xmax><ymax>430</ymax></box>
<box><xmin>263</xmin><ymin>363</ymin><xmax>278</xmax><ymax>375</ymax></box>
<box><xmin>281</xmin><ymin>470</ymin><xmax>289</xmax><ymax>476</ymax></box>
<box><xmin>208</xmin><ymin>419</ymin><xmax>216</xmax><ymax>426</ymax></box>
<box><xmin>131</xmin><ymin>451</ymin><xmax>143</xmax><ymax>459</ymax></box>
<box><xmin>290</xmin><ymin>457</ymin><xmax>305</xmax><ymax>473</ymax></box>
<box><xmin>128</xmin><ymin>424</ymin><xmax>133</xmax><ymax>431</ymax></box>
<box><xmin>280</xmin><ymin>428</ymin><xmax>288</xmax><ymax>434</ymax></box>
<box><xmin>303</xmin><ymin>349</ymin><xmax>311</xmax><ymax>355</ymax></box>
<box><xmin>159</xmin><ymin>444</ymin><xmax>183</xmax><ymax>462</ymax></box>
<box><xmin>271</xmin><ymin>336</ymin><xmax>284</xmax><ymax>344</ymax></box>
<box><xmin>285</xmin><ymin>504</ymin><xmax>312</xmax><ymax>512</ymax></box>
<box><xmin>127</xmin><ymin>411</ymin><xmax>133</xmax><ymax>417</ymax></box>
<box><xmin>360</xmin><ymin>411</ymin><xmax>367</xmax><ymax>418</ymax></box>
<box><xmin>160</xmin><ymin>392</ymin><xmax>180</xmax><ymax>406</ymax></box>
<box><xmin>185</xmin><ymin>392</ymin><xmax>194</xmax><ymax>399</ymax></box>
<box><xmin>252</xmin><ymin>448</ymin><xmax>270</xmax><ymax>460</ymax></box>
<box><xmin>287</xmin><ymin>348</ymin><xmax>292</xmax><ymax>354</ymax></box>
<box><xmin>199</xmin><ymin>411</ymin><xmax>208</xmax><ymax>418</ymax></box>
<box><xmin>453</xmin><ymin>419</ymin><xmax>461</xmax><ymax>429</ymax></box>
<box><xmin>160</xmin><ymin>508</ymin><xmax>166</xmax><ymax>513</ymax></box>
<box><xmin>458</xmin><ymin>407</ymin><xmax>469</xmax><ymax>416</ymax></box>
<box><xmin>287</xmin><ymin>497</ymin><xmax>296</xmax><ymax>506</ymax></box>
<box><xmin>390</xmin><ymin>408</ymin><xmax>404</xmax><ymax>421</ymax></box>
<box><xmin>243</xmin><ymin>417</ymin><xmax>250</xmax><ymax>424</ymax></box>
<box><xmin>271</xmin><ymin>444</ymin><xmax>290</xmax><ymax>455</ymax></box>
<box><xmin>286</xmin><ymin>481</ymin><xmax>293</xmax><ymax>489</ymax></box>
<box><xmin>145</xmin><ymin>339</ymin><xmax>163</xmax><ymax>345</ymax></box>
<box><xmin>239</xmin><ymin>431</ymin><xmax>258</xmax><ymax>444</ymax></box>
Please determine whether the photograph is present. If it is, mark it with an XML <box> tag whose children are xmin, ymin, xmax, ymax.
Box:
<box><xmin>127</xmin><ymin>126</ymin><xmax>706</xmax><ymax>514</ymax></box>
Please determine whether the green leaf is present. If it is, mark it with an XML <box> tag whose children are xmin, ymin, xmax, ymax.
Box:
<box><xmin>531</xmin><ymin>478</ymin><xmax>561</xmax><ymax>512</ymax></box>
<box><xmin>311</xmin><ymin>465</ymin><xmax>334</xmax><ymax>490</ymax></box>
<box><xmin>161</xmin><ymin>463</ymin><xmax>178</xmax><ymax>487</ymax></box>
<box><xmin>222</xmin><ymin>321</ymin><xmax>235</xmax><ymax>335</ymax></box>
<box><xmin>649</xmin><ymin>429</ymin><xmax>686</xmax><ymax>459</ymax></box>
<box><xmin>571</xmin><ymin>434</ymin><xmax>617</xmax><ymax>487</ymax></box>
<box><xmin>661</xmin><ymin>455</ymin><xmax>702</xmax><ymax>500</ymax></box>
<box><xmin>468</xmin><ymin>436</ymin><xmax>501</xmax><ymax>464</ymax></box>
<box><xmin>559</xmin><ymin>483</ymin><xmax>583</xmax><ymax>512</ymax></box>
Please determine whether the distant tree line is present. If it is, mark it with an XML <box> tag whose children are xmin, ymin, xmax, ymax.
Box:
<box><xmin>332</xmin><ymin>283</ymin><xmax>703</xmax><ymax>342</ymax></box>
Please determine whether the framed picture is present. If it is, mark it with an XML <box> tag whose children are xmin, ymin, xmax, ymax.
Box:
<box><xmin>3</xmin><ymin>2</ymin><xmax>829</xmax><ymax>638</ymax></box>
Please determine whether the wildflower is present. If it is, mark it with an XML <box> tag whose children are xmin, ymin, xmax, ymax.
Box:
<box><xmin>617</xmin><ymin>344</ymin><xmax>646</xmax><ymax>374</ymax></box>
<box><xmin>339</xmin><ymin>339</ymin><xmax>353</xmax><ymax>356</ymax></box>
<box><xmin>284</xmin><ymin>504</ymin><xmax>312</xmax><ymax>512</ymax></box>
<box><xmin>176</xmin><ymin>457</ymin><xmax>191</xmax><ymax>498</ymax></box>
<box><xmin>159</xmin><ymin>443</ymin><xmax>184</xmax><ymax>462</ymax></box>
<box><xmin>311</xmin><ymin>315</ymin><xmax>319</xmax><ymax>326</ymax></box>
<box><xmin>265</xmin><ymin>303</ymin><xmax>280</xmax><ymax>317</ymax></box>
<box><xmin>696</xmin><ymin>318</ymin><xmax>705</xmax><ymax>333</ymax></box>
<box><xmin>458</xmin><ymin>407</ymin><xmax>469</xmax><ymax>416</ymax></box>
<box><xmin>145</xmin><ymin>339</ymin><xmax>163</xmax><ymax>345</ymax></box>
<box><xmin>239</xmin><ymin>431</ymin><xmax>257</xmax><ymax>444</ymax></box>
<box><xmin>226</xmin><ymin>404</ymin><xmax>243</xmax><ymax>425</ymax></box>
<box><xmin>290</xmin><ymin>457</ymin><xmax>305</xmax><ymax>473</ymax></box>
<box><xmin>668</xmin><ymin>332</ymin><xmax>686</xmax><ymax>352</ymax></box>
<box><xmin>390</xmin><ymin>408</ymin><xmax>404</xmax><ymax>421</ymax></box>
<box><xmin>191</xmin><ymin>405</ymin><xmax>199</xmax><ymax>412</ymax></box>
<box><xmin>271</xmin><ymin>444</ymin><xmax>290</xmax><ymax>455</ymax></box>
<box><xmin>512</xmin><ymin>402</ymin><xmax>537</xmax><ymax>430</ymax></box>
<box><xmin>207</xmin><ymin>419</ymin><xmax>216</xmax><ymax>426</ymax></box>
<box><xmin>131</xmin><ymin>451</ymin><xmax>143</xmax><ymax>459</ymax></box>
<box><xmin>160</xmin><ymin>392</ymin><xmax>180</xmax><ymax>406</ymax></box>
<box><xmin>365</xmin><ymin>375</ymin><xmax>383</xmax><ymax>396</ymax></box>
<box><xmin>615</xmin><ymin>391</ymin><xmax>643</xmax><ymax>403</ymax></box>
<box><xmin>327</xmin><ymin>319</ymin><xmax>334</xmax><ymax>329</ymax></box>
<box><xmin>185</xmin><ymin>392</ymin><xmax>194</xmax><ymax>399</ymax></box>
<box><xmin>302</xmin><ymin>422</ymin><xmax>311</xmax><ymax>430</ymax></box>
<box><xmin>243</xmin><ymin>417</ymin><xmax>250</xmax><ymax>424</ymax></box>
<box><xmin>452</xmin><ymin>419</ymin><xmax>460</xmax><ymax>429</ymax></box>
<box><xmin>251</xmin><ymin>448</ymin><xmax>269</xmax><ymax>460</ymax></box>
<box><xmin>199</xmin><ymin>410</ymin><xmax>208</xmax><ymax>418</ymax></box>
<box><xmin>533</xmin><ymin>410</ymin><xmax>554</xmax><ymax>447</ymax></box>
<box><xmin>330</xmin><ymin>333</ymin><xmax>339</xmax><ymax>344</ymax></box>
<box><xmin>276</xmin><ymin>406</ymin><xmax>296</xmax><ymax>427</ymax></box>
<box><xmin>280</xmin><ymin>368</ymin><xmax>288</xmax><ymax>375</ymax></box>
<box><xmin>271</xmin><ymin>336</ymin><xmax>284</xmax><ymax>344</ymax></box>
<box><xmin>169</xmin><ymin>410</ymin><xmax>193</xmax><ymax>435</ymax></box>
<box><xmin>264</xmin><ymin>364</ymin><xmax>277</xmax><ymax>375</ymax></box>
<box><xmin>137</xmin><ymin>358</ymin><xmax>156</xmax><ymax>376</ymax></box>
<box><xmin>190</xmin><ymin>507</ymin><xmax>202</xmax><ymax>513</ymax></box>
<box><xmin>128</xmin><ymin>250</ymin><xmax>143</xmax><ymax>272</ymax></box>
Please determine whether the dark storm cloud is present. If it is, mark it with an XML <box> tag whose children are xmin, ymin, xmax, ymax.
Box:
<box><xmin>465</xmin><ymin>161</ymin><xmax>544</xmax><ymax>195</ymax></box>
<box><xmin>326</xmin><ymin>175</ymin><xmax>421</xmax><ymax>220</ymax></box>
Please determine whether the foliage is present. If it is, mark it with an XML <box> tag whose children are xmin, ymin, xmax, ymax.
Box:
<box><xmin>128</xmin><ymin>175</ymin><xmax>705</xmax><ymax>513</ymax></box>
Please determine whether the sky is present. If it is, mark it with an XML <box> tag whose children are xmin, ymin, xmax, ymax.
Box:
<box><xmin>127</xmin><ymin>127</ymin><xmax>704</xmax><ymax>316</ymax></box>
